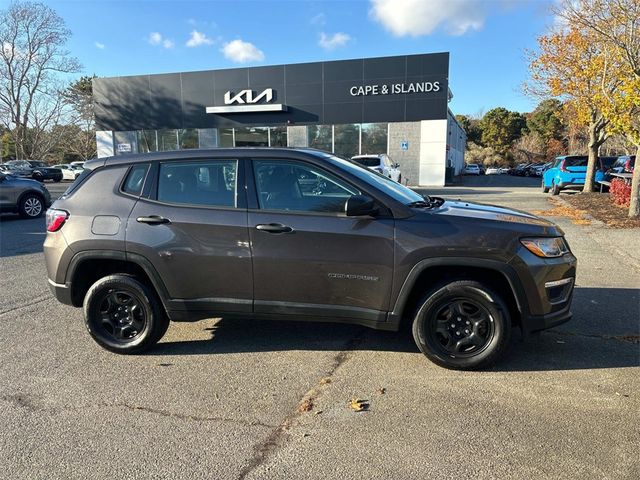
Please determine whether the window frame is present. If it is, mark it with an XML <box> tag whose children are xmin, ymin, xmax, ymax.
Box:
<box><xmin>146</xmin><ymin>158</ymin><xmax>246</xmax><ymax>210</ymax></box>
<box><xmin>247</xmin><ymin>157</ymin><xmax>375</xmax><ymax>217</ymax></box>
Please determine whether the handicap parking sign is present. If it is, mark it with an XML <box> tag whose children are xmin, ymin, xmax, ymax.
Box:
<box><xmin>400</xmin><ymin>140</ymin><xmax>409</xmax><ymax>151</ymax></box>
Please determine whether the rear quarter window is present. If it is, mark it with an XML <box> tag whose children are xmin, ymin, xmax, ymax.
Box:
<box><xmin>121</xmin><ymin>164</ymin><xmax>150</xmax><ymax>196</ymax></box>
<box><xmin>564</xmin><ymin>157</ymin><xmax>588</xmax><ymax>167</ymax></box>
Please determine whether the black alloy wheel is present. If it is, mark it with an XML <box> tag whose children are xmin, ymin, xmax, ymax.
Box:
<box><xmin>412</xmin><ymin>280</ymin><xmax>511</xmax><ymax>370</ymax></box>
<box><xmin>97</xmin><ymin>289</ymin><xmax>147</xmax><ymax>342</ymax></box>
<box><xmin>430</xmin><ymin>298</ymin><xmax>494</xmax><ymax>357</ymax></box>
<box><xmin>83</xmin><ymin>274</ymin><xmax>169</xmax><ymax>354</ymax></box>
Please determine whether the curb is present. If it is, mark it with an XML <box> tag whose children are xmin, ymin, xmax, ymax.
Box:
<box><xmin>551</xmin><ymin>194</ymin><xmax>605</xmax><ymax>227</ymax></box>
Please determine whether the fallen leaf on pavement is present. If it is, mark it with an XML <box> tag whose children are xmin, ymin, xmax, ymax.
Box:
<box><xmin>349</xmin><ymin>398</ymin><xmax>369</xmax><ymax>412</ymax></box>
<box><xmin>377</xmin><ymin>388</ymin><xmax>386</xmax><ymax>395</ymax></box>
<box><xmin>298</xmin><ymin>399</ymin><xmax>313</xmax><ymax>412</ymax></box>
<box><xmin>319</xmin><ymin>378</ymin><xmax>332</xmax><ymax>385</ymax></box>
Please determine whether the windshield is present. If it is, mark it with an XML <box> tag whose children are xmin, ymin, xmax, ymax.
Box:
<box><xmin>352</xmin><ymin>157</ymin><xmax>381</xmax><ymax>168</ymax></box>
<box><xmin>317</xmin><ymin>152</ymin><xmax>424</xmax><ymax>204</ymax></box>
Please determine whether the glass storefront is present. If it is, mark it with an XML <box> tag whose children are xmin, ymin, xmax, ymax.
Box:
<box><xmin>334</xmin><ymin>124</ymin><xmax>360</xmax><ymax>159</ymax></box>
<box><xmin>361</xmin><ymin>123</ymin><xmax>388</xmax><ymax>155</ymax></box>
<box><xmin>308</xmin><ymin>125</ymin><xmax>332</xmax><ymax>152</ymax></box>
<box><xmin>113</xmin><ymin>123</ymin><xmax>387</xmax><ymax>157</ymax></box>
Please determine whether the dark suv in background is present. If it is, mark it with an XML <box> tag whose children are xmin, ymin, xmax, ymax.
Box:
<box><xmin>7</xmin><ymin>160</ymin><xmax>63</xmax><ymax>182</ymax></box>
<box><xmin>44</xmin><ymin>148</ymin><xmax>577</xmax><ymax>370</ymax></box>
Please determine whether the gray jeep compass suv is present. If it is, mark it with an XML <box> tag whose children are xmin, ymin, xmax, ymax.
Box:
<box><xmin>44</xmin><ymin>148</ymin><xmax>576</xmax><ymax>370</ymax></box>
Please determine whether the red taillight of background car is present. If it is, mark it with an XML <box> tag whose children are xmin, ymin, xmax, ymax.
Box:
<box><xmin>46</xmin><ymin>209</ymin><xmax>69</xmax><ymax>232</ymax></box>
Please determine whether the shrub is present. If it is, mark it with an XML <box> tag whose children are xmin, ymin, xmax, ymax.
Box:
<box><xmin>609</xmin><ymin>178</ymin><xmax>631</xmax><ymax>207</ymax></box>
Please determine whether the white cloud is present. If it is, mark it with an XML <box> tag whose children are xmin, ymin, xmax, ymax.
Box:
<box><xmin>148</xmin><ymin>32</ymin><xmax>174</xmax><ymax>49</ymax></box>
<box><xmin>318</xmin><ymin>32</ymin><xmax>351</xmax><ymax>50</ymax></box>
<box><xmin>186</xmin><ymin>30</ymin><xmax>214</xmax><ymax>47</ymax></box>
<box><xmin>369</xmin><ymin>0</ymin><xmax>507</xmax><ymax>36</ymax></box>
<box><xmin>148</xmin><ymin>32</ymin><xmax>162</xmax><ymax>45</ymax></box>
<box><xmin>221</xmin><ymin>39</ymin><xmax>264</xmax><ymax>63</ymax></box>
<box><xmin>311</xmin><ymin>13</ymin><xmax>327</xmax><ymax>26</ymax></box>
<box><xmin>94</xmin><ymin>41</ymin><xmax>105</xmax><ymax>49</ymax></box>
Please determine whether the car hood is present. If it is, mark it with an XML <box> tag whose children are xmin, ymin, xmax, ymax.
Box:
<box><xmin>5</xmin><ymin>176</ymin><xmax>44</xmax><ymax>188</ymax></box>
<box><xmin>429</xmin><ymin>199</ymin><xmax>562</xmax><ymax>233</ymax></box>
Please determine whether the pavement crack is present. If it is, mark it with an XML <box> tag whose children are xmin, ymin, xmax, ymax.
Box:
<box><xmin>553</xmin><ymin>330</ymin><xmax>640</xmax><ymax>344</ymax></box>
<box><xmin>110</xmin><ymin>402</ymin><xmax>276</xmax><ymax>428</ymax></box>
<box><xmin>0</xmin><ymin>295</ymin><xmax>50</xmax><ymax>316</ymax></box>
<box><xmin>236</xmin><ymin>329</ymin><xmax>368</xmax><ymax>480</ymax></box>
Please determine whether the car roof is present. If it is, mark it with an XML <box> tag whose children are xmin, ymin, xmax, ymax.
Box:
<box><xmin>84</xmin><ymin>147</ymin><xmax>336</xmax><ymax>170</ymax></box>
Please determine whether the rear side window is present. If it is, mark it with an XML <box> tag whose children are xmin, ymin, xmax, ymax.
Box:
<box><xmin>353</xmin><ymin>157</ymin><xmax>380</xmax><ymax>168</ymax></box>
<box><xmin>157</xmin><ymin>160</ymin><xmax>237</xmax><ymax>207</ymax></box>
<box><xmin>122</xmin><ymin>164</ymin><xmax>150</xmax><ymax>196</ymax></box>
<box><xmin>564</xmin><ymin>157</ymin><xmax>588</xmax><ymax>167</ymax></box>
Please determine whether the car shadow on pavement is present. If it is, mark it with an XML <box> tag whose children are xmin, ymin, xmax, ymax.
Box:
<box><xmin>0</xmin><ymin>215</ymin><xmax>46</xmax><ymax>258</ymax></box>
<box><xmin>150</xmin><ymin>287</ymin><xmax>639</xmax><ymax>372</ymax></box>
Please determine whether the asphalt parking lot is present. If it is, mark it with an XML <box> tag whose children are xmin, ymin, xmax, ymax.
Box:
<box><xmin>1</xmin><ymin>175</ymin><xmax>638</xmax><ymax>479</ymax></box>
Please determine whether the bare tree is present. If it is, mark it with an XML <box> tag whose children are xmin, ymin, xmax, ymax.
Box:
<box><xmin>0</xmin><ymin>1</ymin><xmax>80</xmax><ymax>160</ymax></box>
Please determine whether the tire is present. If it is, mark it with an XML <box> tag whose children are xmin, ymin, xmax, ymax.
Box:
<box><xmin>398</xmin><ymin>174</ymin><xmax>402</xmax><ymax>184</ymax></box>
<box><xmin>551</xmin><ymin>182</ymin><xmax>560</xmax><ymax>195</ymax></box>
<box><xmin>18</xmin><ymin>193</ymin><xmax>44</xmax><ymax>218</ymax></box>
<box><xmin>83</xmin><ymin>274</ymin><xmax>170</xmax><ymax>354</ymax></box>
<box><xmin>542</xmin><ymin>180</ymin><xmax>550</xmax><ymax>193</ymax></box>
<box><xmin>411</xmin><ymin>280</ymin><xmax>511</xmax><ymax>370</ymax></box>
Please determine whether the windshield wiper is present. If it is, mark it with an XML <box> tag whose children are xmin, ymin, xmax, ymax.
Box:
<box><xmin>407</xmin><ymin>196</ymin><xmax>445</xmax><ymax>209</ymax></box>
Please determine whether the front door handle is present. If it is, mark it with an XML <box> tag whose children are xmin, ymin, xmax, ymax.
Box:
<box><xmin>137</xmin><ymin>215</ymin><xmax>171</xmax><ymax>225</ymax></box>
<box><xmin>255</xmin><ymin>223</ymin><xmax>293</xmax><ymax>234</ymax></box>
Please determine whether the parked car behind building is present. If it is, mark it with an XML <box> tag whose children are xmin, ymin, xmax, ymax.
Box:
<box><xmin>351</xmin><ymin>154</ymin><xmax>402</xmax><ymax>183</ymax></box>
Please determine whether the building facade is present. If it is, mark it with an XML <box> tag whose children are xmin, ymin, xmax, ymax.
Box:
<box><xmin>93</xmin><ymin>52</ymin><xmax>465</xmax><ymax>186</ymax></box>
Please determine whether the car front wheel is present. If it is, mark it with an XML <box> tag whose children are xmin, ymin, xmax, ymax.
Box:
<box><xmin>542</xmin><ymin>180</ymin><xmax>550</xmax><ymax>193</ymax></box>
<box><xmin>412</xmin><ymin>280</ymin><xmax>511</xmax><ymax>370</ymax></box>
<box><xmin>83</xmin><ymin>275</ymin><xmax>170</xmax><ymax>354</ymax></box>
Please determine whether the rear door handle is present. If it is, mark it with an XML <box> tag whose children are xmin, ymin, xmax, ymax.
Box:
<box><xmin>255</xmin><ymin>223</ymin><xmax>293</xmax><ymax>234</ymax></box>
<box><xmin>137</xmin><ymin>215</ymin><xmax>171</xmax><ymax>225</ymax></box>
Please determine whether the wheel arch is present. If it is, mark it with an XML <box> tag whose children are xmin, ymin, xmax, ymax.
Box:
<box><xmin>389</xmin><ymin>258</ymin><xmax>528</xmax><ymax>330</ymax></box>
<box><xmin>17</xmin><ymin>189</ymin><xmax>44</xmax><ymax>207</ymax></box>
<box><xmin>65</xmin><ymin>250</ymin><xmax>170</xmax><ymax>315</ymax></box>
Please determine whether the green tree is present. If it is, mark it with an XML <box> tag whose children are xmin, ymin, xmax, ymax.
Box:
<box><xmin>455</xmin><ymin>114</ymin><xmax>482</xmax><ymax>145</ymax></box>
<box><xmin>61</xmin><ymin>75</ymin><xmax>97</xmax><ymax>160</ymax></box>
<box><xmin>527</xmin><ymin>99</ymin><xmax>565</xmax><ymax>143</ymax></box>
<box><xmin>479</xmin><ymin>108</ymin><xmax>527</xmax><ymax>156</ymax></box>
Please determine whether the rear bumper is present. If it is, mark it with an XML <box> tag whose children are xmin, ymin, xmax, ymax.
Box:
<box><xmin>47</xmin><ymin>278</ymin><xmax>74</xmax><ymax>306</ymax></box>
<box><xmin>557</xmin><ymin>181</ymin><xmax>584</xmax><ymax>190</ymax></box>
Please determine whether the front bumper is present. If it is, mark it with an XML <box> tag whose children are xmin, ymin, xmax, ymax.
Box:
<box><xmin>522</xmin><ymin>302</ymin><xmax>572</xmax><ymax>335</ymax></box>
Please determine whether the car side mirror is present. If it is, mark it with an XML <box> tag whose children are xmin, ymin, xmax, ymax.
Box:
<box><xmin>345</xmin><ymin>194</ymin><xmax>377</xmax><ymax>217</ymax></box>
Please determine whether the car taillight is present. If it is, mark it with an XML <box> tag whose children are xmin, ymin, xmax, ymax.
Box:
<box><xmin>559</xmin><ymin>160</ymin><xmax>568</xmax><ymax>172</ymax></box>
<box><xmin>46</xmin><ymin>209</ymin><xmax>68</xmax><ymax>232</ymax></box>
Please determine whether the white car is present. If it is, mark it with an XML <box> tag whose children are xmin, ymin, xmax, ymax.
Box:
<box><xmin>53</xmin><ymin>164</ymin><xmax>82</xmax><ymax>181</ymax></box>
<box><xmin>351</xmin><ymin>154</ymin><xmax>402</xmax><ymax>183</ymax></box>
<box><xmin>485</xmin><ymin>167</ymin><xmax>501</xmax><ymax>175</ymax></box>
<box><xmin>462</xmin><ymin>164</ymin><xmax>481</xmax><ymax>175</ymax></box>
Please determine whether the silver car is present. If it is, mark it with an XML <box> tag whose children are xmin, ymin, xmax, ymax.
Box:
<box><xmin>0</xmin><ymin>171</ymin><xmax>52</xmax><ymax>218</ymax></box>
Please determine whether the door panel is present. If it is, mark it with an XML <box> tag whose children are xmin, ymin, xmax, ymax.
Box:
<box><xmin>249</xmin><ymin>212</ymin><xmax>394</xmax><ymax>313</ymax></box>
<box><xmin>125</xmin><ymin>159</ymin><xmax>252</xmax><ymax>313</ymax></box>
<box><xmin>249</xmin><ymin>158</ymin><xmax>394</xmax><ymax>316</ymax></box>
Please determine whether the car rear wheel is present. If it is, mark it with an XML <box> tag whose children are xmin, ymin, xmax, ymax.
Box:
<box><xmin>542</xmin><ymin>180</ymin><xmax>550</xmax><ymax>193</ymax></box>
<box><xmin>18</xmin><ymin>194</ymin><xmax>44</xmax><ymax>218</ymax></box>
<box><xmin>411</xmin><ymin>280</ymin><xmax>511</xmax><ymax>370</ymax></box>
<box><xmin>398</xmin><ymin>174</ymin><xmax>402</xmax><ymax>184</ymax></box>
<box><xmin>551</xmin><ymin>182</ymin><xmax>560</xmax><ymax>195</ymax></box>
<box><xmin>33</xmin><ymin>172</ymin><xmax>44</xmax><ymax>182</ymax></box>
<box><xmin>83</xmin><ymin>275</ymin><xmax>169</xmax><ymax>354</ymax></box>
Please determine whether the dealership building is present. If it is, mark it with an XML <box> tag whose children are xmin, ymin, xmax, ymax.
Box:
<box><xmin>93</xmin><ymin>52</ymin><xmax>465</xmax><ymax>186</ymax></box>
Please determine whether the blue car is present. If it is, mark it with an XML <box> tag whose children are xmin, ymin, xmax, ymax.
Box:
<box><xmin>542</xmin><ymin>155</ymin><xmax>617</xmax><ymax>195</ymax></box>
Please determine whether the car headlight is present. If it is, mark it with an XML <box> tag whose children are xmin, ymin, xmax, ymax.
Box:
<box><xmin>521</xmin><ymin>237</ymin><xmax>569</xmax><ymax>258</ymax></box>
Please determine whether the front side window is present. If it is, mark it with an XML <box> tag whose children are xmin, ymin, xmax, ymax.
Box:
<box><xmin>158</xmin><ymin>160</ymin><xmax>237</xmax><ymax>207</ymax></box>
<box><xmin>253</xmin><ymin>160</ymin><xmax>358</xmax><ymax>213</ymax></box>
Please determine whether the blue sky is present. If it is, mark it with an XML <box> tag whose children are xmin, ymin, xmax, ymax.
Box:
<box><xmin>15</xmin><ymin>0</ymin><xmax>557</xmax><ymax>115</ymax></box>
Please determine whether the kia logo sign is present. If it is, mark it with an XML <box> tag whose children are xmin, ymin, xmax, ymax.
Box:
<box><xmin>206</xmin><ymin>87</ymin><xmax>287</xmax><ymax>114</ymax></box>
<box><xmin>224</xmin><ymin>88</ymin><xmax>274</xmax><ymax>105</ymax></box>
